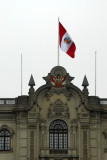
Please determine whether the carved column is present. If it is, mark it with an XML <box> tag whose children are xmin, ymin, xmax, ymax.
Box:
<box><xmin>30</xmin><ymin>131</ymin><xmax>34</xmax><ymax>160</ymax></box>
<box><xmin>81</xmin><ymin>125</ymin><xmax>89</xmax><ymax>160</ymax></box>
<box><xmin>40</xmin><ymin>119</ymin><xmax>47</xmax><ymax>156</ymax></box>
<box><xmin>83</xmin><ymin>130</ymin><xmax>88</xmax><ymax>160</ymax></box>
<box><xmin>41</xmin><ymin>125</ymin><xmax>47</xmax><ymax>148</ymax></box>
<box><xmin>70</xmin><ymin>119</ymin><xmax>78</xmax><ymax>157</ymax></box>
<box><xmin>16</xmin><ymin>113</ymin><xmax>20</xmax><ymax>160</ymax></box>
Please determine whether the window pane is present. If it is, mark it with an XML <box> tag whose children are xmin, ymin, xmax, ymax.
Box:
<box><xmin>0</xmin><ymin>130</ymin><xmax>10</xmax><ymax>151</ymax></box>
<box><xmin>49</xmin><ymin>119</ymin><xmax>68</xmax><ymax>152</ymax></box>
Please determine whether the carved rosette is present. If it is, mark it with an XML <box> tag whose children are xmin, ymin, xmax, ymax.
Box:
<box><xmin>48</xmin><ymin>99</ymin><xmax>70</xmax><ymax>119</ymax></box>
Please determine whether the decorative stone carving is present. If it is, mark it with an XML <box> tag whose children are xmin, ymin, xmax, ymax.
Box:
<box><xmin>102</xmin><ymin>114</ymin><xmax>107</xmax><ymax>119</ymax></box>
<box><xmin>103</xmin><ymin>129</ymin><xmax>107</xmax><ymax>152</ymax></box>
<box><xmin>40</xmin><ymin>119</ymin><xmax>46</xmax><ymax>124</ymax></box>
<box><xmin>77</xmin><ymin>103</ymin><xmax>88</xmax><ymax>114</ymax></box>
<box><xmin>21</xmin><ymin>112</ymin><xmax>27</xmax><ymax>117</ymax></box>
<box><xmin>28</xmin><ymin>107</ymin><xmax>37</xmax><ymax>118</ymax></box>
<box><xmin>46</xmin><ymin>87</ymin><xmax>72</xmax><ymax>101</ymax></box>
<box><xmin>83</xmin><ymin>131</ymin><xmax>88</xmax><ymax>160</ymax></box>
<box><xmin>30</xmin><ymin>131</ymin><xmax>34</xmax><ymax>160</ymax></box>
<box><xmin>71</xmin><ymin>119</ymin><xmax>77</xmax><ymax>131</ymax></box>
<box><xmin>0</xmin><ymin>124</ymin><xmax>14</xmax><ymax>136</ymax></box>
<box><xmin>0</xmin><ymin>113</ymin><xmax>15</xmax><ymax>119</ymax></box>
<box><xmin>71</xmin><ymin>119</ymin><xmax>77</xmax><ymax>125</ymax></box>
<box><xmin>29</xmin><ymin>113</ymin><xmax>36</xmax><ymax>117</ymax></box>
<box><xmin>90</xmin><ymin>112</ymin><xmax>96</xmax><ymax>118</ymax></box>
<box><xmin>0</xmin><ymin>116</ymin><xmax>14</xmax><ymax>119</ymax></box>
<box><xmin>43</xmin><ymin>66</ymin><xmax>74</xmax><ymax>101</ymax></box>
<box><xmin>40</xmin><ymin>119</ymin><xmax>47</xmax><ymax>130</ymax></box>
<box><xmin>104</xmin><ymin>148</ymin><xmax>107</xmax><ymax>153</ymax></box>
<box><xmin>48</xmin><ymin>99</ymin><xmax>70</xmax><ymax>119</ymax></box>
<box><xmin>103</xmin><ymin>129</ymin><xmax>107</xmax><ymax>138</ymax></box>
<box><xmin>43</xmin><ymin>66</ymin><xmax>74</xmax><ymax>86</ymax></box>
<box><xmin>28</xmin><ymin>122</ymin><xmax>37</xmax><ymax>129</ymax></box>
<box><xmin>82</xmin><ymin>75</ymin><xmax>89</xmax><ymax>96</ymax></box>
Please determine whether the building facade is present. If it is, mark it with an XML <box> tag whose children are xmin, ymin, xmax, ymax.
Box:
<box><xmin>0</xmin><ymin>66</ymin><xmax>107</xmax><ymax>160</ymax></box>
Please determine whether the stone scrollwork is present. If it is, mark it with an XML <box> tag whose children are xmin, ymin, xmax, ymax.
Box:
<box><xmin>48</xmin><ymin>99</ymin><xmax>70</xmax><ymax>119</ymax></box>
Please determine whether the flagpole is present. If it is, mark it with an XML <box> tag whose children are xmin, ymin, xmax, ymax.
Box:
<box><xmin>58</xmin><ymin>17</ymin><xmax>59</xmax><ymax>66</ymax></box>
<box><xmin>95</xmin><ymin>51</ymin><xmax>97</xmax><ymax>96</ymax></box>
<box><xmin>21</xmin><ymin>54</ymin><xmax>22</xmax><ymax>95</ymax></box>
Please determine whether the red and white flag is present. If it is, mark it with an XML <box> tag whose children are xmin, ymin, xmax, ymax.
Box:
<box><xmin>59</xmin><ymin>22</ymin><xmax>76</xmax><ymax>58</ymax></box>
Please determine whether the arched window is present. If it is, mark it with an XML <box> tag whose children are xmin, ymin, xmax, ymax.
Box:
<box><xmin>49</xmin><ymin>119</ymin><xmax>68</xmax><ymax>154</ymax></box>
<box><xmin>0</xmin><ymin>130</ymin><xmax>11</xmax><ymax>151</ymax></box>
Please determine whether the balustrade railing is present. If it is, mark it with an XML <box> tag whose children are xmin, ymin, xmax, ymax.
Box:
<box><xmin>0</xmin><ymin>99</ymin><xmax>16</xmax><ymax>105</ymax></box>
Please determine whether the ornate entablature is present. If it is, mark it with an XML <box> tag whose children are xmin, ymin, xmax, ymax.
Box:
<box><xmin>47</xmin><ymin>99</ymin><xmax>70</xmax><ymax>119</ymax></box>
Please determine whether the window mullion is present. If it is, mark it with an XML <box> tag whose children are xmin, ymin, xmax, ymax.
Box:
<box><xmin>4</xmin><ymin>136</ymin><xmax>5</xmax><ymax>151</ymax></box>
<box><xmin>58</xmin><ymin>131</ymin><xmax>59</xmax><ymax>149</ymax></box>
<box><xmin>53</xmin><ymin>131</ymin><xmax>54</xmax><ymax>149</ymax></box>
<box><xmin>49</xmin><ymin>119</ymin><xmax>68</xmax><ymax>153</ymax></box>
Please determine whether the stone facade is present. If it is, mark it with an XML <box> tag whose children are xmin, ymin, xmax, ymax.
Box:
<box><xmin>0</xmin><ymin>66</ymin><xmax>107</xmax><ymax>160</ymax></box>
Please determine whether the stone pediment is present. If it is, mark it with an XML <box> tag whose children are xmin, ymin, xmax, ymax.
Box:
<box><xmin>47</xmin><ymin>99</ymin><xmax>70</xmax><ymax>119</ymax></box>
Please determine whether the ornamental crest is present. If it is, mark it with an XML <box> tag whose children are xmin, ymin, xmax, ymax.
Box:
<box><xmin>51</xmin><ymin>75</ymin><xmax>66</xmax><ymax>87</ymax></box>
<box><xmin>43</xmin><ymin>66</ymin><xmax>74</xmax><ymax>88</ymax></box>
<box><xmin>48</xmin><ymin>99</ymin><xmax>70</xmax><ymax>119</ymax></box>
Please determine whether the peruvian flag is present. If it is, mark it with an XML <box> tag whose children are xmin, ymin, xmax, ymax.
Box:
<box><xmin>59</xmin><ymin>22</ymin><xmax>76</xmax><ymax>58</ymax></box>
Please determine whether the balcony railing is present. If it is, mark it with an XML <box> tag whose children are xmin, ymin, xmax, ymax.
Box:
<box><xmin>50</xmin><ymin>149</ymin><xmax>68</xmax><ymax>154</ymax></box>
<box><xmin>100</xmin><ymin>100</ymin><xmax>107</xmax><ymax>105</ymax></box>
<box><xmin>0</xmin><ymin>99</ymin><xmax>16</xmax><ymax>105</ymax></box>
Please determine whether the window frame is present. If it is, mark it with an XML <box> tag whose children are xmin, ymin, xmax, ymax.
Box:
<box><xmin>0</xmin><ymin>125</ymin><xmax>14</xmax><ymax>152</ymax></box>
<box><xmin>49</xmin><ymin>119</ymin><xmax>68</xmax><ymax>154</ymax></box>
<box><xmin>0</xmin><ymin>129</ymin><xmax>11</xmax><ymax>151</ymax></box>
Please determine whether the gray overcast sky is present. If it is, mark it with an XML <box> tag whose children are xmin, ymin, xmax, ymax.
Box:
<box><xmin>0</xmin><ymin>0</ymin><xmax>107</xmax><ymax>98</ymax></box>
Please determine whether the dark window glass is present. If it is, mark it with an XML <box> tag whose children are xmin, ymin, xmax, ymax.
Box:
<box><xmin>49</xmin><ymin>119</ymin><xmax>68</xmax><ymax>153</ymax></box>
<box><xmin>0</xmin><ymin>130</ymin><xmax>10</xmax><ymax>151</ymax></box>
